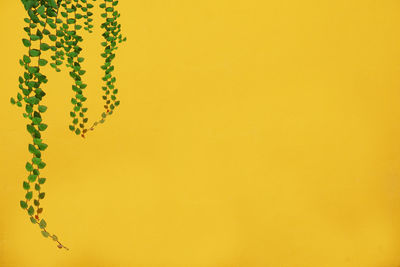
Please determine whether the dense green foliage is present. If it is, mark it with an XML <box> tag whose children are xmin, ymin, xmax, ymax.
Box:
<box><xmin>11</xmin><ymin>0</ymin><xmax>126</xmax><ymax>250</ymax></box>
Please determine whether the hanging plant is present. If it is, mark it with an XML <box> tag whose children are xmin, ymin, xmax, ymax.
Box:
<box><xmin>10</xmin><ymin>0</ymin><xmax>126</xmax><ymax>250</ymax></box>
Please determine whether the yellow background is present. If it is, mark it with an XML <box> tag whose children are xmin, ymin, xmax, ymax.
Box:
<box><xmin>2</xmin><ymin>0</ymin><xmax>400</xmax><ymax>266</ymax></box>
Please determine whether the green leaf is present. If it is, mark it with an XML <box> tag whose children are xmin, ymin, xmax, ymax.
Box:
<box><xmin>32</xmin><ymin>157</ymin><xmax>42</xmax><ymax>165</ymax></box>
<box><xmin>20</xmin><ymin>200</ymin><xmax>28</xmax><ymax>209</ymax></box>
<box><xmin>37</xmin><ymin>5</ymin><xmax>45</xmax><ymax>16</ymax></box>
<box><xmin>23</xmin><ymin>55</ymin><xmax>31</xmax><ymax>64</ymax></box>
<box><xmin>38</xmin><ymin>143</ymin><xmax>48</xmax><ymax>151</ymax></box>
<box><xmin>22</xmin><ymin>38</ymin><xmax>31</xmax><ymax>47</ymax></box>
<box><xmin>38</xmin><ymin>124</ymin><xmax>48</xmax><ymax>131</ymax></box>
<box><xmin>30</xmin><ymin>217</ymin><xmax>37</xmax><ymax>224</ymax></box>
<box><xmin>29</xmin><ymin>49</ymin><xmax>41</xmax><ymax>57</ymax></box>
<box><xmin>38</xmin><ymin>105</ymin><xmax>47</xmax><ymax>113</ymax></box>
<box><xmin>67</xmin><ymin>51</ymin><xmax>77</xmax><ymax>58</ymax></box>
<box><xmin>23</xmin><ymin>89</ymin><xmax>31</xmax><ymax>97</ymax></box>
<box><xmin>32</xmin><ymin>117</ymin><xmax>42</xmax><ymax>125</ymax></box>
<box><xmin>38</xmin><ymin>59</ymin><xmax>48</xmax><ymax>66</ymax></box>
<box><xmin>34</xmin><ymin>199</ymin><xmax>40</xmax><ymax>206</ymax></box>
<box><xmin>10</xmin><ymin>97</ymin><xmax>16</xmax><ymax>105</ymax></box>
<box><xmin>26</xmin><ymin>96</ymin><xmax>39</xmax><ymax>105</ymax></box>
<box><xmin>38</xmin><ymin>178</ymin><xmax>46</xmax><ymax>184</ymax></box>
<box><xmin>28</xmin><ymin>66</ymin><xmax>39</xmax><ymax>74</ymax></box>
<box><xmin>39</xmin><ymin>192</ymin><xmax>45</xmax><ymax>199</ymax></box>
<box><xmin>49</xmin><ymin>34</ymin><xmax>57</xmax><ymax>41</ymax></box>
<box><xmin>25</xmin><ymin>191</ymin><xmax>33</xmax><ymax>200</ymax></box>
<box><xmin>39</xmin><ymin>219</ymin><xmax>47</xmax><ymax>229</ymax></box>
<box><xmin>52</xmin><ymin>235</ymin><xmax>58</xmax><ymax>241</ymax></box>
<box><xmin>27</xmin><ymin>206</ymin><xmax>34</xmax><ymax>216</ymax></box>
<box><xmin>41</xmin><ymin>231</ymin><xmax>50</xmax><ymax>238</ymax></box>
<box><xmin>67</xmin><ymin>18</ymin><xmax>76</xmax><ymax>24</ymax></box>
<box><xmin>49</xmin><ymin>0</ymin><xmax>58</xmax><ymax>8</ymax></box>
<box><xmin>38</xmin><ymin>162</ymin><xmax>46</xmax><ymax>169</ymax></box>
<box><xmin>28</xmin><ymin>174</ymin><xmax>37</xmax><ymax>182</ymax></box>
<box><xmin>27</xmin><ymin>124</ymin><xmax>36</xmax><ymax>134</ymax></box>
<box><xmin>40</xmin><ymin>43</ymin><xmax>50</xmax><ymax>51</ymax></box>
<box><xmin>33</xmin><ymin>138</ymin><xmax>42</xmax><ymax>145</ymax></box>
<box><xmin>30</xmin><ymin>35</ymin><xmax>40</xmax><ymax>41</ymax></box>
<box><xmin>25</xmin><ymin>162</ymin><xmax>33</xmax><ymax>171</ymax></box>
<box><xmin>23</xmin><ymin>181</ymin><xmax>30</xmax><ymax>190</ymax></box>
<box><xmin>35</xmin><ymin>184</ymin><xmax>41</xmax><ymax>191</ymax></box>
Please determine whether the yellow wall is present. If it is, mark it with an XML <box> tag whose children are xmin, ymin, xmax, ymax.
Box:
<box><xmin>2</xmin><ymin>0</ymin><xmax>400</xmax><ymax>266</ymax></box>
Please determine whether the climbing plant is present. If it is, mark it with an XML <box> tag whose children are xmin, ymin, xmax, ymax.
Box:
<box><xmin>10</xmin><ymin>0</ymin><xmax>126</xmax><ymax>250</ymax></box>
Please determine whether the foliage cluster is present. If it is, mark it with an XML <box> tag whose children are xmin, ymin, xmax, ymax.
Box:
<box><xmin>11</xmin><ymin>0</ymin><xmax>126</xmax><ymax>250</ymax></box>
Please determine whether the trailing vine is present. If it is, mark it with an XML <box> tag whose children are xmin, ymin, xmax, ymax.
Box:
<box><xmin>10</xmin><ymin>0</ymin><xmax>126</xmax><ymax>250</ymax></box>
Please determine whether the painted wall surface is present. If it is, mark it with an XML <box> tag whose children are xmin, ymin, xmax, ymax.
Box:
<box><xmin>2</xmin><ymin>1</ymin><xmax>400</xmax><ymax>266</ymax></box>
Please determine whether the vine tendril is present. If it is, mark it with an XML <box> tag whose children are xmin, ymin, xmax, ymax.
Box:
<box><xmin>11</xmin><ymin>0</ymin><xmax>126</xmax><ymax>250</ymax></box>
